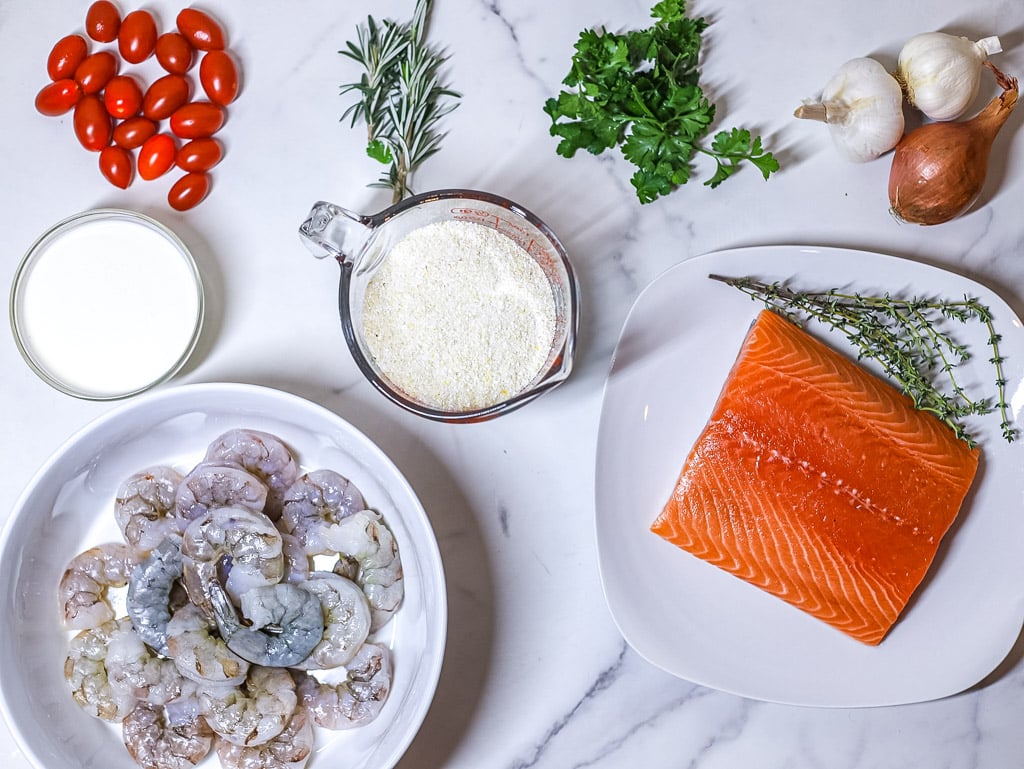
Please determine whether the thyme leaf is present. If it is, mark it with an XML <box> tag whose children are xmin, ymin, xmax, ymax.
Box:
<box><xmin>710</xmin><ymin>274</ymin><xmax>1016</xmax><ymax>447</ymax></box>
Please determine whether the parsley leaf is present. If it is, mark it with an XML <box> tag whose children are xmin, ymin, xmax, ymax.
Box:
<box><xmin>544</xmin><ymin>1</ymin><xmax>779</xmax><ymax>203</ymax></box>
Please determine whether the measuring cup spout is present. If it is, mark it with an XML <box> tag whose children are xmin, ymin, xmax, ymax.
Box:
<box><xmin>299</xmin><ymin>201</ymin><xmax>372</xmax><ymax>263</ymax></box>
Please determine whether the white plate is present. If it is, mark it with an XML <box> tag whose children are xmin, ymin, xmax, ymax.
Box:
<box><xmin>0</xmin><ymin>383</ymin><xmax>447</xmax><ymax>769</ymax></box>
<box><xmin>595</xmin><ymin>245</ymin><xmax>1024</xmax><ymax>707</ymax></box>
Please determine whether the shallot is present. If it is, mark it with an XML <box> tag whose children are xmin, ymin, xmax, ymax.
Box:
<box><xmin>889</xmin><ymin>62</ymin><xmax>1018</xmax><ymax>225</ymax></box>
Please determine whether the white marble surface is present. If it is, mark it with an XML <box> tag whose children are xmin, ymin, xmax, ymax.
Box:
<box><xmin>3</xmin><ymin>0</ymin><xmax>1024</xmax><ymax>767</ymax></box>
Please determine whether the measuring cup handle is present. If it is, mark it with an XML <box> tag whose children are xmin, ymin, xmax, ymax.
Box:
<box><xmin>298</xmin><ymin>201</ymin><xmax>371</xmax><ymax>262</ymax></box>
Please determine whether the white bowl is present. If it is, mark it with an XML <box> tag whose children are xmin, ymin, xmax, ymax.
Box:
<box><xmin>0</xmin><ymin>382</ymin><xmax>447</xmax><ymax>769</ymax></box>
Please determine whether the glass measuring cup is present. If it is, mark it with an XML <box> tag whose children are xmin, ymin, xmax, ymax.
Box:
<box><xmin>299</xmin><ymin>189</ymin><xmax>579</xmax><ymax>423</ymax></box>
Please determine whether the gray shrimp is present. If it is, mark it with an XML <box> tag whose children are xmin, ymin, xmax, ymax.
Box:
<box><xmin>208</xmin><ymin>581</ymin><xmax>323</xmax><ymax>668</ymax></box>
<box><xmin>328</xmin><ymin>509</ymin><xmax>404</xmax><ymax>631</ymax></box>
<box><xmin>105</xmin><ymin>620</ymin><xmax>187</xmax><ymax>706</ymax></box>
<box><xmin>174</xmin><ymin>462</ymin><xmax>269</xmax><ymax>526</ymax></box>
<box><xmin>126</xmin><ymin>537</ymin><xmax>184</xmax><ymax>656</ymax></box>
<box><xmin>294</xmin><ymin>572</ymin><xmax>371</xmax><ymax>670</ymax></box>
<box><xmin>115</xmin><ymin>466</ymin><xmax>185</xmax><ymax>557</ymax></box>
<box><xmin>295</xmin><ymin>642</ymin><xmax>391</xmax><ymax>730</ymax></box>
<box><xmin>204</xmin><ymin>429</ymin><xmax>299</xmax><ymax>518</ymax></box>
<box><xmin>166</xmin><ymin>603</ymin><xmax>249</xmax><ymax>687</ymax></box>
<box><xmin>122</xmin><ymin>701</ymin><xmax>214</xmax><ymax>769</ymax></box>
<box><xmin>60</xmin><ymin>542</ymin><xmax>137</xmax><ymax>630</ymax></box>
<box><xmin>64</xmin><ymin>617</ymin><xmax>137</xmax><ymax>721</ymax></box>
<box><xmin>279</xmin><ymin>532</ymin><xmax>312</xmax><ymax>585</ymax></box>
<box><xmin>279</xmin><ymin>469</ymin><xmax>365</xmax><ymax>555</ymax></box>
<box><xmin>200</xmin><ymin>665</ymin><xmax>298</xmax><ymax>747</ymax></box>
<box><xmin>214</xmin><ymin>709</ymin><xmax>314</xmax><ymax>769</ymax></box>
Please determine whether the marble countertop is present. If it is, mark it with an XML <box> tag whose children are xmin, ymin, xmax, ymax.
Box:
<box><xmin>3</xmin><ymin>0</ymin><xmax>1024</xmax><ymax>767</ymax></box>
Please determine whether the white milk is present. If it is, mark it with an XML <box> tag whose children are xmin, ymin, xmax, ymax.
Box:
<box><xmin>14</xmin><ymin>215</ymin><xmax>202</xmax><ymax>398</ymax></box>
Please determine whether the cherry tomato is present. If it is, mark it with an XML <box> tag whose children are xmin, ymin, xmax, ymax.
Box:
<box><xmin>103</xmin><ymin>75</ymin><xmax>143</xmax><ymax>119</ymax></box>
<box><xmin>118</xmin><ymin>9</ymin><xmax>157</xmax><ymax>64</ymax></box>
<box><xmin>168</xmin><ymin>172</ymin><xmax>210</xmax><ymax>211</ymax></box>
<box><xmin>35</xmin><ymin>79</ymin><xmax>82</xmax><ymax>116</ymax></box>
<box><xmin>47</xmin><ymin>34</ymin><xmax>89</xmax><ymax>81</ymax></box>
<box><xmin>176</xmin><ymin>138</ymin><xmax>222</xmax><ymax>172</ymax></box>
<box><xmin>74</xmin><ymin>51</ymin><xmax>118</xmax><ymax>95</ymax></box>
<box><xmin>141</xmin><ymin>74</ymin><xmax>191</xmax><ymax>121</ymax></box>
<box><xmin>138</xmin><ymin>133</ymin><xmax>177</xmax><ymax>180</ymax></box>
<box><xmin>113</xmin><ymin>116</ymin><xmax>158</xmax><ymax>149</ymax></box>
<box><xmin>99</xmin><ymin>145</ymin><xmax>134</xmax><ymax>189</ymax></box>
<box><xmin>169</xmin><ymin>101</ymin><xmax>225</xmax><ymax>139</ymax></box>
<box><xmin>85</xmin><ymin>1</ymin><xmax>121</xmax><ymax>43</ymax></box>
<box><xmin>176</xmin><ymin>9</ymin><xmax>225</xmax><ymax>51</ymax></box>
<box><xmin>155</xmin><ymin>32</ymin><xmax>194</xmax><ymax>74</ymax></box>
<box><xmin>199</xmin><ymin>50</ymin><xmax>238</xmax><ymax>106</ymax></box>
<box><xmin>73</xmin><ymin>95</ymin><xmax>112</xmax><ymax>151</ymax></box>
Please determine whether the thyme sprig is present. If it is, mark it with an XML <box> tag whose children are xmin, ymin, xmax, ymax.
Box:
<box><xmin>710</xmin><ymin>274</ymin><xmax>1016</xmax><ymax>447</ymax></box>
<box><xmin>340</xmin><ymin>0</ymin><xmax>460</xmax><ymax>203</ymax></box>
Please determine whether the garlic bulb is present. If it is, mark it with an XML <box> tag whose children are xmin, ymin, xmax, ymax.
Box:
<box><xmin>897</xmin><ymin>32</ymin><xmax>1002</xmax><ymax>121</ymax></box>
<box><xmin>794</xmin><ymin>57</ymin><xmax>905</xmax><ymax>162</ymax></box>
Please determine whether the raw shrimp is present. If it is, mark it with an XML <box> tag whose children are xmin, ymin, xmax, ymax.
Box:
<box><xmin>328</xmin><ymin>509</ymin><xmax>404</xmax><ymax>631</ymax></box>
<box><xmin>122</xmin><ymin>701</ymin><xmax>214</xmax><ymax>769</ymax></box>
<box><xmin>64</xmin><ymin>617</ymin><xmax>137</xmax><ymax>721</ymax></box>
<box><xmin>180</xmin><ymin>506</ymin><xmax>284</xmax><ymax>612</ymax></box>
<box><xmin>126</xmin><ymin>537</ymin><xmax>184</xmax><ymax>656</ymax></box>
<box><xmin>296</xmin><ymin>642</ymin><xmax>391</xmax><ymax>730</ymax></box>
<box><xmin>166</xmin><ymin>603</ymin><xmax>249</xmax><ymax>687</ymax></box>
<box><xmin>279</xmin><ymin>532</ymin><xmax>311</xmax><ymax>585</ymax></box>
<box><xmin>200</xmin><ymin>665</ymin><xmax>298</xmax><ymax>746</ymax></box>
<box><xmin>209</xmin><ymin>582</ymin><xmax>323</xmax><ymax>668</ymax></box>
<box><xmin>115</xmin><ymin>466</ymin><xmax>185</xmax><ymax>556</ymax></box>
<box><xmin>294</xmin><ymin>572</ymin><xmax>371</xmax><ymax>670</ymax></box>
<box><xmin>214</xmin><ymin>709</ymin><xmax>314</xmax><ymax>769</ymax></box>
<box><xmin>204</xmin><ymin>429</ymin><xmax>299</xmax><ymax>518</ymax></box>
<box><xmin>175</xmin><ymin>462</ymin><xmax>269</xmax><ymax>525</ymax></box>
<box><xmin>105</xmin><ymin>620</ymin><xmax>187</xmax><ymax>706</ymax></box>
<box><xmin>279</xmin><ymin>469</ymin><xmax>365</xmax><ymax>555</ymax></box>
<box><xmin>60</xmin><ymin>542</ymin><xmax>136</xmax><ymax>630</ymax></box>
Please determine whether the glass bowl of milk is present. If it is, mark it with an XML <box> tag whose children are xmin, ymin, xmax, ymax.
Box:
<box><xmin>10</xmin><ymin>209</ymin><xmax>204</xmax><ymax>400</ymax></box>
<box><xmin>299</xmin><ymin>189</ymin><xmax>578</xmax><ymax>423</ymax></box>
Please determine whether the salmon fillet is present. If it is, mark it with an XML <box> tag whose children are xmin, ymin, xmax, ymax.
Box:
<box><xmin>650</xmin><ymin>309</ymin><xmax>980</xmax><ymax>645</ymax></box>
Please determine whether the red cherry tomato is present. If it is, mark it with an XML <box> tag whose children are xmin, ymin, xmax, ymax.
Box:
<box><xmin>113</xmin><ymin>116</ymin><xmax>158</xmax><ymax>149</ymax></box>
<box><xmin>155</xmin><ymin>32</ymin><xmax>194</xmax><ymax>74</ymax></box>
<box><xmin>199</xmin><ymin>50</ymin><xmax>238</xmax><ymax>106</ymax></box>
<box><xmin>176</xmin><ymin>9</ymin><xmax>225</xmax><ymax>51</ymax></box>
<box><xmin>74</xmin><ymin>51</ymin><xmax>118</xmax><ymax>95</ymax></box>
<box><xmin>176</xmin><ymin>138</ymin><xmax>222</xmax><ymax>172</ymax></box>
<box><xmin>73</xmin><ymin>95</ymin><xmax>112</xmax><ymax>151</ymax></box>
<box><xmin>118</xmin><ymin>10</ymin><xmax>158</xmax><ymax>64</ymax></box>
<box><xmin>138</xmin><ymin>133</ymin><xmax>177</xmax><ymax>180</ymax></box>
<box><xmin>47</xmin><ymin>35</ymin><xmax>89</xmax><ymax>81</ymax></box>
<box><xmin>168</xmin><ymin>172</ymin><xmax>210</xmax><ymax>211</ymax></box>
<box><xmin>170</xmin><ymin>101</ymin><xmax>225</xmax><ymax>139</ymax></box>
<box><xmin>142</xmin><ymin>74</ymin><xmax>191</xmax><ymax>121</ymax></box>
<box><xmin>103</xmin><ymin>75</ymin><xmax>143</xmax><ymax>119</ymax></box>
<box><xmin>99</xmin><ymin>145</ymin><xmax>134</xmax><ymax>188</ymax></box>
<box><xmin>35</xmin><ymin>79</ymin><xmax>82</xmax><ymax>116</ymax></box>
<box><xmin>85</xmin><ymin>1</ymin><xmax>121</xmax><ymax>43</ymax></box>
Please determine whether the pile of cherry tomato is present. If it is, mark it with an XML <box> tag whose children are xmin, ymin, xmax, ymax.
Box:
<box><xmin>34</xmin><ymin>2</ymin><xmax>239</xmax><ymax>211</ymax></box>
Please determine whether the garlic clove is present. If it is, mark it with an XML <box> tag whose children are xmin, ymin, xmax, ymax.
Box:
<box><xmin>897</xmin><ymin>32</ymin><xmax>1002</xmax><ymax>121</ymax></box>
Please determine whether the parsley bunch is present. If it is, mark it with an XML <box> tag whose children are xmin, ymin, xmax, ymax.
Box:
<box><xmin>544</xmin><ymin>0</ymin><xmax>779</xmax><ymax>203</ymax></box>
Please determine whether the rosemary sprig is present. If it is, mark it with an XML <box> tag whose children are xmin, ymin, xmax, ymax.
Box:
<box><xmin>710</xmin><ymin>274</ymin><xmax>1016</xmax><ymax>447</ymax></box>
<box><xmin>340</xmin><ymin>0</ymin><xmax>460</xmax><ymax>203</ymax></box>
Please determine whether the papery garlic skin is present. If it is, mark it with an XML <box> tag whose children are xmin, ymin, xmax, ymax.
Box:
<box><xmin>794</xmin><ymin>57</ymin><xmax>905</xmax><ymax>162</ymax></box>
<box><xmin>898</xmin><ymin>32</ymin><xmax>1002</xmax><ymax>121</ymax></box>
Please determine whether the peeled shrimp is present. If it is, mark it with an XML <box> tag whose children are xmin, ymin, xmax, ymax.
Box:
<box><xmin>214</xmin><ymin>709</ymin><xmax>314</xmax><ymax>769</ymax></box>
<box><xmin>122</xmin><ymin>701</ymin><xmax>214</xmax><ymax>769</ymax></box>
<box><xmin>294</xmin><ymin>572</ymin><xmax>371</xmax><ymax>670</ymax></box>
<box><xmin>200</xmin><ymin>665</ymin><xmax>297</xmax><ymax>747</ymax></box>
<box><xmin>329</xmin><ymin>509</ymin><xmax>404</xmax><ymax>631</ymax></box>
<box><xmin>166</xmin><ymin>603</ymin><xmax>249</xmax><ymax>687</ymax></box>
<box><xmin>115</xmin><ymin>466</ymin><xmax>185</xmax><ymax>557</ymax></box>
<box><xmin>279</xmin><ymin>532</ymin><xmax>312</xmax><ymax>585</ymax></box>
<box><xmin>64</xmin><ymin>617</ymin><xmax>137</xmax><ymax>721</ymax></box>
<box><xmin>204</xmin><ymin>429</ymin><xmax>299</xmax><ymax>518</ymax></box>
<box><xmin>60</xmin><ymin>543</ymin><xmax>137</xmax><ymax>630</ymax></box>
<box><xmin>126</xmin><ymin>537</ymin><xmax>184</xmax><ymax>656</ymax></box>
<box><xmin>175</xmin><ymin>462</ymin><xmax>269</xmax><ymax>526</ymax></box>
<box><xmin>209</xmin><ymin>582</ymin><xmax>323</xmax><ymax>668</ymax></box>
<box><xmin>296</xmin><ymin>642</ymin><xmax>391</xmax><ymax>730</ymax></box>
<box><xmin>180</xmin><ymin>506</ymin><xmax>284</xmax><ymax>612</ymax></box>
<box><xmin>280</xmin><ymin>469</ymin><xmax>365</xmax><ymax>555</ymax></box>
<box><xmin>105</xmin><ymin>621</ymin><xmax>187</xmax><ymax>706</ymax></box>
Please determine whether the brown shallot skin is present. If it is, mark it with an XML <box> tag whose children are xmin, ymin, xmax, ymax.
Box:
<box><xmin>889</xmin><ymin>62</ymin><xmax>1018</xmax><ymax>225</ymax></box>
